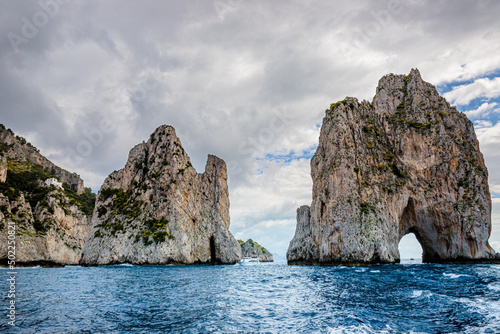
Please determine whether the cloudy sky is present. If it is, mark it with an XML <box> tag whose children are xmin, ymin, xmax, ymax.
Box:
<box><xmin>1</xmin><ymin>0</ymin><xmax>500</xmax><ymax>258</ymax></box>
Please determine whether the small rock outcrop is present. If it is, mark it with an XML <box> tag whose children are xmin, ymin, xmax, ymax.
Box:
<box><xmin>0</xmin><ymin>125</ymin><xmax>94</xmax><ymax>265</ymax></box>
<box><xmin>287</xmin><ymin>69</ymin><xmax>500</xmax><ymax>265</ymax></box>
<box><xmin>80</xmin><ymin>125</ymin><xmax>241</xmax><ymax>265</ymax></box>
<box><xmin>238</xmin><ymin>239</ymin><xmax>274</xmax><ymax>262</ymax></box>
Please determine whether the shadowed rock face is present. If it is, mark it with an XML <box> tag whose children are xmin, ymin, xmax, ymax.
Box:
<box><xmin>81</xmin><ymin>125</ymin><xmax>241</xmax><ymax>265</ymax></box>
<box><xmin>287</xmin><ymin>69</ymin><xmax>500</xmax><ymax>265</ymax></box>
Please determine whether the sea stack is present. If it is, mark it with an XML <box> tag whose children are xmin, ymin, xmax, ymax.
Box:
<box><xmin>287</xmin><ymin>69</ymin><xmax>500</xmax><ymax>265</ymax></box>
<box><xmin>81</xmin><ymin>125</ymin><xmax>241</xmax><ymax>265</ymax></box>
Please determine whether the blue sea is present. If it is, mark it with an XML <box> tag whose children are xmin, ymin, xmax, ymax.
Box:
<box><xmin>1</xmin><ymin>260</ymin><xmax>499</xmax><ymax>333</ymax></box>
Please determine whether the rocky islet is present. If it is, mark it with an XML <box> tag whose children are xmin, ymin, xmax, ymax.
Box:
<box><xmin>287</xmin><ymin>69</ymin><xmax>500</xmax><ymax>265</ymax></box>
<box><xmin>80</xmin><ymin>125</ymin><xmax>242</xmax><ymax>265</ymax></box>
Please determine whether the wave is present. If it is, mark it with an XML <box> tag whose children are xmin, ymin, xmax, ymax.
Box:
<box><xmin>443</xmin><ymin>273</ymin><xmax>467</xmax><ymax>279</ymax></box>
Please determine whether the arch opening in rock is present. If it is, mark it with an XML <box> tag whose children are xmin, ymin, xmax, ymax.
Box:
<box><xmin>399</xmin><ymin>198</ymin><xmax>440</xmax><ymax>263</ymax></box>
<box><xmin>399</xmin><ymin>232</ymin><xmax>423</xmax><ymax>262</ymax></box>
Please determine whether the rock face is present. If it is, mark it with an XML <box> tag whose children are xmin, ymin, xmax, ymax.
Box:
<box><xmin>0</xmin><ymin>125</ymin><xmax>93</xmax><ymax>265</ymax></box>
<box><xmin>287</xmin><ymin>69</ymin><xmax>500</xmax><ymax>265</ymax></box>
<box><xmin>0</xmin><ymin>192</ymin><xmax>91</xmax><ymax>265</ymax></box>
<box><xmin>81</xmin><ymin>125</ymin><xmax>241</xmax><ymax>265</ymax></box>
<box><xmin>239</xmin><ymin>239</ymin><xmax>274</xmax><ymax>262</ymax></box>
<box><xmin>0</xmin><ymin>126</ymin><xmax>84</xmax><ymax>194</ymax></box>
<box><xmin>0</xmin><ymin>155</ymin><xmax>6</xmax><ymax>183</ymax></box>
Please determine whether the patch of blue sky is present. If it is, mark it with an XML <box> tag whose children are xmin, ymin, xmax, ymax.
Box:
<box><xmin>255</xmin><ymin>146</ymin><xmax>318</xmax><ymax>165</ymax></box>
<box><xmin>462</xmin><ymin>97</ymin><xmax>496</xmax><ymax>111</ymax></box>
<box><xmin>437</xmin><ymin>68</ymin><xmax>500</xmax><ymax>95</ymax></box>
<box><xmin>438</xmin><ymin>80</ymin><xmax>500</xmax><ymax>125</ymax></box>
<box><xmin>460</xmin><ymin>97</ymin><xmax>500</xmax><ymax>126</ymax></box>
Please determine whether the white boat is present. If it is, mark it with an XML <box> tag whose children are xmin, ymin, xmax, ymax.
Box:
<box><xmin>240</xmin><ymin>257</ymin><xmax>259</xmax><ymax>264</ymax></box>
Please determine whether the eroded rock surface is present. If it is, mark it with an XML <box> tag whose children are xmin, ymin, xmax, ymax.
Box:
<box><xmin>0</xmin><ymin>125</ymin><xmax>92</xmax><ymax>265</ymax></box>
<box><xmin>0</xmin><ymin>126</ymin><xmax>84</xmax><ymax>193</ymax></box>
<box><xmin>287</xmin><ymin>69</ymin><xmax>500</xmax><ymax>265</ymax></box>
<box><xmin>81</xmin><ymin>125</ymin><xmax>241</xmax><ymax>265</ymax></box>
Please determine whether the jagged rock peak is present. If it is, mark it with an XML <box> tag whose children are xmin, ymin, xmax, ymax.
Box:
<box><xmin>287</xmin><ymin>69</ymin><xmax>500</xmax><ymax>265</ymax></box>
<box><xmin>81</xmin><ymin>124</ymin><xmax>241</xmax><ymax>265</ymax></box>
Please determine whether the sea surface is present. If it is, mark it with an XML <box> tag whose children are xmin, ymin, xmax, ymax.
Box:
<box><xmin>1</xmin><ymin>260</ymin><xmax>499</xmax><ymax>333</ymax></box>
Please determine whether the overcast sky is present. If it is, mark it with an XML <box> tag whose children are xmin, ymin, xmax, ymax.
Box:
<box><xmin>1</xmin><ymin>0</ymin><xmax>500</xmax><ymax>258</ymax></box>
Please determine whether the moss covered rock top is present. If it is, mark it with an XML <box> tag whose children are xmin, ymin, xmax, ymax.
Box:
<box><xmin>238</xmin><ymin>239</ymin><xmax>274</xmax><ymax>262</ymax></box>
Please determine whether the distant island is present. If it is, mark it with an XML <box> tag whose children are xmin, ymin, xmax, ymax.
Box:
<box><xmin>238</xmin><ymin>239</ymin><xmax>274</xmax><ymax>262</ymax></box>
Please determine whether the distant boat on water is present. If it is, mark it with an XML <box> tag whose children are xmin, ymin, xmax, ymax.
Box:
<box><xmin>240</xmin><ymin>257</ymin><xmax>259</xmax><ymax>264</ymax></box>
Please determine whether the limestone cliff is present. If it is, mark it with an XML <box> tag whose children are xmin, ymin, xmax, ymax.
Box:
<box><xmin>0</xmin><ymin>125</ymin><xmax>84</xmax><ymax>194</ymax></box>
<box><xmin>238</xmin><ymin>239</ymin><xmax>274</xmax><ymax>262</ymax></box>
<box><xmin>0</xmin><ymin>155</ymin><xmax>6</xmax><ymax>183</ymax></box>
<box><xmin>287</xmin><ymin>69</ymin><xmax>500</xmax><ymax>265</ymax></box>
<box><xmin>80</xmin><ymin>125</ymin><xmax>241</xmax><ymax>265</ymax></box>
<box><xmin>0</xmin><ymin>125</ymin><xmax>94</xmax><ymax>265</ymax></box>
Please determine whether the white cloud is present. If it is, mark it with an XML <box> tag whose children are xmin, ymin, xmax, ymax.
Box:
<box><xmin>229</xmin><ymin>157</ymin><xmax>312</xmax><ymax>255</ymax></box>
<box><xmin>443</xmin><ymin>77</ymin><xmax>500</xmax><ymax>106</ymax></box>
<box><xmin>477</xmin><ymin>121</ymin><xmax>500</xmax><ymax>195</ymax></box>
<box><xmin>474</xmin><ymin>120</ymin><xmax>494</xmax><ymax>137</ymax></box>
<box><xmin>491</xmin><ymin>199</ymin><xmax>500</xmax><ymax>253</ymax></box>
<box><xmin>465</xmin><ymin>102</ymin><xmax>499</xmax><ymax>119</ymax></box>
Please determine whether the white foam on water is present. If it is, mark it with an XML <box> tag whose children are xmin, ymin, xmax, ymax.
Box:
<box><xmin>459</xmin><ymin>296</ymin><xmax>500</xmax><ymax>333</ymax></box>
<box><xmin>327</xmin><ymin>323</ymin><xmax>391</xmax><ymax>334</ymax></box>
<box><xmin>327</xmin><ymin>323</ymin><xmax>422</xmax><ymax>334</ymax></box>
<box><xmin>443</xmin><ymin>273</ymin><xmax>466</xmax><ymax>279</ymax></box>
<box><xmin>412</xmin><ymin>290</ymin><xmax>423</xmax><ymax>298</ymax></box>
<box><xmin>411</xmin><ymin>290</ymin><xmax>433</xmax><ymax>299</ymax></box>
<box><xmin>370</xmin><ymin>270</ymin><xmax>380</xmax><ymax>273</ymax></box>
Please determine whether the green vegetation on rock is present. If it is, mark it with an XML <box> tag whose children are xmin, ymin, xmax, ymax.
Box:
<box><xmin>99</xmin><ymin>188</ymin><xmax>144</xmax><ymax>221</ymax></box>
<box><xmin>238</xmin><ymin>239</ymin><xmax>273</xmax><ymax>261</ymax></box>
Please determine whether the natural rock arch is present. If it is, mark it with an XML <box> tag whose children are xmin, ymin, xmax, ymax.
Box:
<box><xmin>287</xmin><ymin>69</ymin><xmax>500</xmax><ymax>265</ymax></box>
<box><xmin>398</xmin><ymin>230</ymin><xmax>423</xmax><ymax>260</ymax></box>
<box><xmin>398</xmin><ymin>197</ymin><xmax>438</xmax><ymax>262</ymax></box>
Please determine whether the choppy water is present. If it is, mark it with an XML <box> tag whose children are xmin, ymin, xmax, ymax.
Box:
<box><xmin>1</xmin><ymin>261</ymin><xmax>499</xmax><ymax>333</ymax></box>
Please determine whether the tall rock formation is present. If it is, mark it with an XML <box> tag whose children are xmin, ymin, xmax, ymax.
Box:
<box><xmin>0</xmin><ymin>125</ymin><xmax>94</xmax><ymax>265</ymax></box>
<box><xmin>81</xmin><ymin>125</ymin><xmax>241</xmax><ymax>265</ymax></box>
<box><xmin>287</xmin><ymin>69</ymin><xmax>500</xmax><ymax>265</ymax></box>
